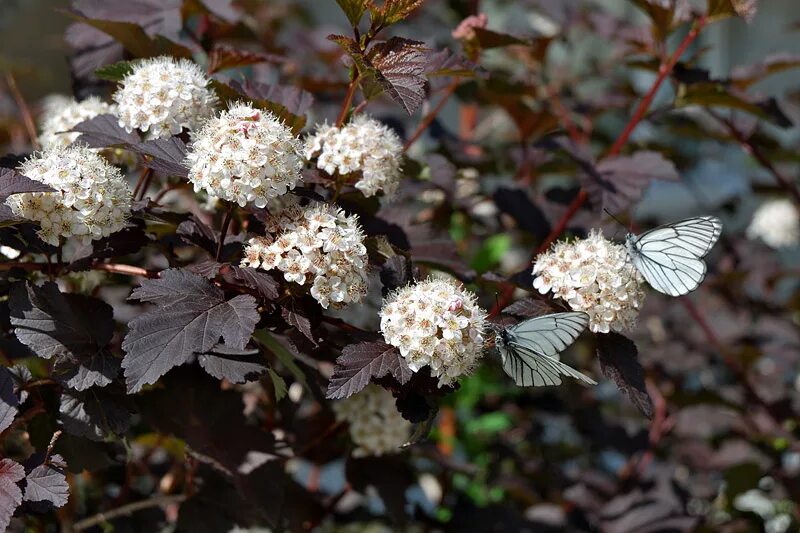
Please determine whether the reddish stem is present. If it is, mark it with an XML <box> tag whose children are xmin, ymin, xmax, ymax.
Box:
<box><xmin>5</xmin><ymin>73</ymin><xmax>39</xmax><ymax>149</ymax></box>
<box><xmin>335</xmin><ymin>76</ymin><xmax>359</xmax><ymax>127</ymax></box>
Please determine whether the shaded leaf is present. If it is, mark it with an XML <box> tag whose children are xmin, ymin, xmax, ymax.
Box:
<box><xmin>281</xmin><ymin>307</ymin><xmax>316</xmax><ymax>344</ymax></box>
<box><xmin>129</xmin><ymin>137</ymin><xmax>190</xmax><ymax>178</ymax></box>
<box><xmin>207</xmin><ymin>45</ymin><xmax>283</xmax><ymax>74</ymax></box>
<box><xmin>583</xmin><ymin>151</ymin><xmax>680</xmax><ymax>214</ymax></box>
<box><xmin>406</xmin><ymin>225</ymin><xmax>475</xmax><ymax>281</ymax></box>
<box><xmin>596</xmin><ymin>332</ymin><xmax>653</xmax><ymax>419</ymax></box>
<box><xmin>0</xmin><ymin>366</ymin><xmax>20</xmax><ymax>433</ymax></box>
<box><xmin>211</xmin><ymin>80</ymin><xmax>309</xmax><ymax>133</ymax></box>
<box><xmin>327</xmin><ymin>341</ymin><xmax>412</xmax><ymax>399</ymax></box>
<box><xmin>197</xmin><ymin>344</ymin><xmax>267</xmax><ymax>383</ymax></box>
<box><xmin>346</xmin><ymin>455</ymin><xmax>414</xmax><ymax>523</ymax></box>
<box><xmin>0</xmin><ymin>459</ymin><xmax>24</xmax><ymax>532</ymax></box>
<box><xmin>676</xmin><ymin>82</ymin><xmax>792</xmax><ymax>127</ymax></box>
<box><xmin>122</xmin><ymin>269</ymin><xmax>260</xmax><ymax>392</ymax></box>
<box><xmin>472</xmin><ymin>27</ymin><xmax>527</xmax><ymax>49</ymax></box>
<box><xmin>731</xmin><ymin>52</ymin><xmax>800</xmax><ymax>90</ymax></box>
<box><xmin>222</xmin><ymin>265</ymin><xmax>280</xmax><ymax>300</ymax></box>
<box><xmin>367</xmin><ymin>37</ymin><xmax>429</xmax><ymax>115</ymax></box>
<box><xmin>59</xmin><ymin>388</ymin><xmax>132</xmax><ymax>441</ymax></box>
<box><xmin>68</xmin><ymin>222</ymin><xmax>151</xmax><ymax>272</ymax></box>
<box><xmin>66</xmin><ymin>22</ymin><xmax>124</xmax><ymax>96</ymax></box>
<box><xmin>493</xmin><ymin>187</ymin><xmax>551</xmax><ymax>240</ymax></box>
<box><xmin>52</xmin><ymin>350</ymin><xmax>120</xmax><ymax>390</ymax></box>
<box><xmin>707</xmin><ymin>0</ymin><xmax>758</xmax><ymax>23</ymax></box>
<box><xmin>424</xmin><ymin>48</ymin><xmax>482</xmax><ymax>78</ymax></box>
<box><xmin>10</xmin><ymin>282</ymin><xmax>114</xmax><ymax>361</ymax></box>
<box><xmin>24</xmin><ymin>456</ymin><xmax>69</xmax><ymax>508</ymax></box>
<box><xmin>380</xmin><ymin>255</ymin><xmax>413</xmax><ymax>296</ymax></box>
<box><xmin>268</xmin><ymin>369</ymin><xmax>287</xmax><ymax>402</ymax></box>
<box><xmin>503</xmin><ymin>298</ymin><xmax>555</xmax><ymax>318</ymax></box>
<box><xmin>254</xmin><ymin>330</ymin><xmax>310</xmax><ymax>393</ymax></box>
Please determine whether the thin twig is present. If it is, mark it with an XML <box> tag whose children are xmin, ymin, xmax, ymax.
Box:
<box><xmin>132</xmin><ymin>167</ymin><xmax>153</xmax><ymax>200</ymax></box>
<box><xmin>136</xmin><ymin>168</ymin><xmax>155</xmax><ymax>201</ymax></box>
<box><xmin>0</xmin><ymin>261</ymin><xmax>156</xmax><ymax>278</ymax></box>
<box><xmin>216</xmin><ymin>204</ymin><xmax>235</xmax><ymax>262</ymax></box>
<box><xmin>336</xmin><ymin>76</ymin><xmax>360</xmax><ymax>127</ymax></box>
<box><xmin>72</xmin><ymin>495</ymin><xmax>188</xmax><ymax>531</ymax></box>
<box><xmin>5</xmin><ymin>73</ymin><xmax>39</xmax><ymax>149</ymax></box>
<box><xmin>404</xmin><ymin>81</ymin><xmax>459</xmax><ymax>152</ymax></box>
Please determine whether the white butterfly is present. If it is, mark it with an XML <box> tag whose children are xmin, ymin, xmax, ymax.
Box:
<box><xmin>495</xmin><ymin>312</ymin><xmax>596</xmax><ymax>387</ymax></box>
<box><xmin>625</xmin><ymin>216</ymin><xmax>722</xmax><ymax>297</ymax></box>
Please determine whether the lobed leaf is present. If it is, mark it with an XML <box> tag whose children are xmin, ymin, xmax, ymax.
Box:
<box><xmin>59</xmin><ymin>388</ymin><xmax>132</xmax><ymax>441</ymax></box>
<box><xmin>0</xmin><ymin>459</ymin><xmax>24</xmax><ymax>531</ymax></box>
<box><xmin>367</xmin><ymin>37</ymin><xmax>429</xmax><ymax>115</ymax></box>
<box><xmin>9</xmin><ymin>282</ymin><xmax>114</xmax><ymax>362</ymax></box>
<box><xmin>0</xmin><ymin>367</ymin><xmax>20</xmax><ymax>433</ymax></box>
<box><xmin>336</xmin><ymin>0</ymin><xmax>369</xmax><ymax>27</ymax></box>
<box><xmin>596</xmin><ymin>332</ymin><xmax>654</xmax><ymax>419</ymax></box>
<box><xmin>327</xmin><ymin>341</ymin><xmax>412</xmax><ymax>399</ymax></box>
<box><xmin>129</xmin><ymin>137</ymin><xmax>190</xmax><ymax>178</ymax></box>
<box><xmin>583</xmin><ymin>151</ymin><xmax>680</xmax><ymax>214</ymax></box>
<box><xmin>122</xmin><ymin>269</ymin><xmax>260</xmax><ymax>393</ymax></box>
<box><xmin>369</xmin><ymin>0</ymin><xmax>425</xmax><ymax>27</ymax></box>
<box><xmin>24</xmin><ymin>456</ymin><xmax>70</xmax><ymax>508</ymax></box>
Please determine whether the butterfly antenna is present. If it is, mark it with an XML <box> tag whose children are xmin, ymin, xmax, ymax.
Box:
<box><xmin>603</xmin><ymin>208</ymin><xmax>627</xmax><ymax>229</ymax></box>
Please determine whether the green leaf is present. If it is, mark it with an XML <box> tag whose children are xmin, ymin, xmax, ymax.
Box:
<box><xmin>369</xmin><ymin>0</ymin><xmax>425</xmax><ymax>28</ymax></box>
<box><xmin>94</xmin><ymin>60</ymin><xmax>134</xmax><ymax>81</ymax></box>
<box><xmin>336</xmin><ymin>0</ymin><xmax>369</xmax><ymax>27</ymax></box>
<box><xmin>465</xmin><ymin>412</ymin><xmax>512</xmax><ymax>436</ymax></box>
<box><xmin>267</xmin><ymin>369</ymin><xmax>287</xmax><ymax>402</ymax></box>
<box><xmin>253</xmin><ymin>330</ymin><xmax>310</xmax><ymax>393</ymax></box>
<box><xmin>471</xmin><ymin>234</ymin><xmax>511</xmax><ymax>273</ymax></box>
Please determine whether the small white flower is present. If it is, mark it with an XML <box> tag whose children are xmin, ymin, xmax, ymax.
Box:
<box><xmin>7</xmin><ymin>145</ymin><xmax>131</xmax><ymax>245</ymax></box>
<box><xmin>113</xmin><ymin>56</ymin><xmax>217</xmax><ymax>139</ymax></box>
<box><xmin>39</xmin><ymin>95</ymin><xmax>114</xmax><ymax>150</ymax></box>
<box><xmin>379</xmin><ymin>278</ymin><xmax>487</xmax><ymax>387</ymax></box>
<box><xmin>533</xmin><ymin>230</ymin><xmax>645</xmax><ymax>333</ymax></box>
<box><xmin>304</xmin><ymin>115</ymin><xmax>403</xmax><ymax>197</ymax></box>
<box><xmin>333</xmin><ymin>384</ymin><xmax>411</xmax><ymax>457</ymax></box>
<box><xmin>241</xmin><ymin>200</ymin><xmax>369</xmax><ymax>309</ymax></box>
<box><xmin>186</xmin><ymin>102</ymin><xmax>303</xmax><ymax>207</ymax></box>
<box><xmin>746</xmin><ymin>198</ymin><xmax>799</xmax><ymax>249</ymax></box>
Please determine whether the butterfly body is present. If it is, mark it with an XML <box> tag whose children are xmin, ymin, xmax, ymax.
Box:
<box><xmin>625</xmin><ymin>216</ymin><xmax>722</xmax><ymax>296</ymax></box>
<box><xmin>495</xmin><ymin>312</ymin><xmax>596</xmax><ymax>387</ymax></box>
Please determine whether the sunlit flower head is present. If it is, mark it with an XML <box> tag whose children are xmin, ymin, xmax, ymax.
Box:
<box><xmin>746</xmin><ymin>198</ymin><xmax>799</xmax><ymax>249</ymax></box>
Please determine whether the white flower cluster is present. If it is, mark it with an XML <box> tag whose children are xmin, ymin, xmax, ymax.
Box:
<box><xmin>39</xmin><ymin>96</ymin><xmax>115</xmax><ymax>150</ymax></box>
<box><xmin>187</xmin><ymin>103</ymin><xmax>304</xmax><ymax>207</ymax></box>
<box><xmin>114</xmin><ymin>56</ymin><xmax>217</xmax><ymax>138</ymax></box>
<box><xmin>746</xmin><ymin>198</ymin><xmax>799</xmax><ymax>249</ymax></box>
<box><xmin>380</xmin><ymin>278</ymin><xmax>487</xmax><ymax>386</ymax></box>
<box><xmin>333</xmin><ymin>384</ymin><xmax>411</xmax><ymax>457</ymax></box>
<box><xmin>241</xmin><ymin>201</ymin><xmax>369</xmax><ymax>308</ymax></box>
<box><xmin>304</xmin><ymin>115</ymin><xmax>403</xmax><ymax>197</ymax></box>
<box><xmin>533</xmin><ymin>230</ymin><xmax>646</xmax><ymax>333</ymax></box>
<box><xmin>7</xmin><ymin>145</ymin><xmax>131</xmax><ymax>245</ymax></box>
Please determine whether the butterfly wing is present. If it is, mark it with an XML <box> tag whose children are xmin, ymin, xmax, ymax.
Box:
<box><xmin>500</xmin><ymin>312</ymin><xmax>596</xmax><ymax>387</ymax></box>
<box><xmin>629</xmin><ymin>216</ymin><xmax>722</xmax><ymax>297</ymax></box>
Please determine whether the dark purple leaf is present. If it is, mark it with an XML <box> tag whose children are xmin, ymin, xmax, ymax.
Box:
<box><xmin>0</xmin><ymin>168</ymin><xmax>54</xmax><ymax>199</ymax></box>
<box><xmin>503</xmin><ymin>297</ymin><xmax>556</xmax><ymax>318</ymax></box>
<box><xmin>59</xmin><ymin>388</ymin><xmax>132</xmax><ymax>441</ymax></box>
<box><xmin>222</xmin><ymin>265</ymin><xmax>280</xmax><ymax>300</ymax></box>
<box><xmin>197</xmin><ymin>345</ymin><xmax>267</xmax><ymax>383</ymax></box>
<box><xmin>68</xmin><ymin>222</ymin><xmax>150</xmax><ymax>271</ymax></box>
<box><xmin>198</xmin><ymin>0</ymin><xmax>242</xmax><ymax>23</ymax></box>
<box><xmin>424</xmin><ymin>48</ymin><xmax>482</xmax><ymax>78</ymax></box>
<box><xmin>406</xmin><ymin>225</ymin><xmax>475</xmax><ymax>281</ymax></box>
<box><xmin>71</xmin><ymin>0</ymin><xmax>183</xmax><ymax>39</ymax></box>
<box><xmin>367</xmin><ymin>37</ymin><xmax>429</xmax><ymax>115</ymax></box>
<box><xmin>9</xmin><ymin>282</ymin><xmax>114</xmax><ymax>361</ymax></box>
<box><xmin>187</xmin><ymin>260</ymin><xmax>223</xmax><ymax>278</ymax></box>
<box><xmin>229</xmin><ymin>80</ymin><xmax>314</xmax><ymax>117</ymax></box>
<box><xmin>346</xmin><ymin>455</ymin><xmax>415</xmax><ymax>522</ymax></box>
<box><xmin>71</xmin><ymin>113</ymin><xmax>141</xmax><ymax>148</ymax></box>
<box><xmin>380</xmin><ymin>254</ymin><xmax>414</xmax><ymax>296</ymax></box>
<box><xmin>472</xmin><ymin>27</ymin><xmax>527</xmax><ymax>48</ymax></box>
<box><xmin>731</xmin><ymin>52</ymin><xmax>800</xmax><ymax>89</ymax></box>
<box><xmin>207</xmin><ymin>45</ymin><xmax>283</xmax><ymax>74</ymax></box>
<box><xmin>0</xmin><ymin>459</ymin><xmax>24</xmax><ymax>531</ymax></box>
<box><xmin>327</xmin><ymin>342</ymin><xmax>412</xmax><ymax>399</ymax></box>
<box><xmin>66</xmin><ymin>22</ymin><xmax>125</xmax><ymax>91</ymax></box>
<box><xmin>493</xmin><ymin>187</ymin><xmax>551</xmax><ymax>240</ymax></box>
<box><xmin>596</xmin><ymin>332</ymin><xmax>653</xmax><ymax>419</ymax></box>
<box><xmin>281</xmin><ymin>307</ymin><xmax>316</xmax><ymax>345</ymax></box>
<box><xmin>24</xmin><ymin>455</ymin><xmax>69</xmax><ymax>508</ymax></box>
<box><xmin>426</xmin><ymin>154</ymin><xmax>457</xmax><ymax>200</ymax></box>
<box><xmin>122</xmin><ymin>269</ymin><xmax>260</xmax><ymax>392</ymax></box>
<box><xmin>0</xmin><ymin>367</ymin><xmax>19</xmax><ymax>434</ymax></box>
<box><xmin>52</xmin><ymin>350</ymin><xmax>120</xmax><ymax>390</ymax></box>
<box><xmin>583</xmin><ymin>151</ymin><xmax>680</xmax><ymax>214</ymax></box>
<box><xmin>129</xmin><ymin>137</ymin><xmax>189</xmax><ymax>178</ymax></box>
